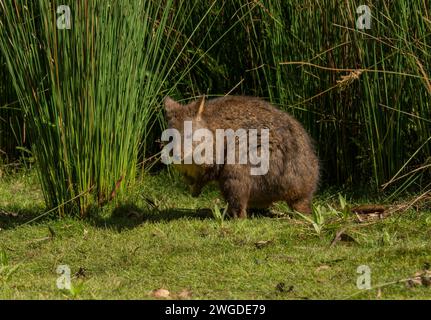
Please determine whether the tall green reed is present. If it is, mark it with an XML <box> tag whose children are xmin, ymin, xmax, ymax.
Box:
<box><xmin>0</xmin><ymin>49</ymin><xmax>23</xmax><ymax>161</ymax></box>
<box><xmin>0</xmin><ymin>0</ymin><xmax>227</xmax><ymax>215</ymax></box>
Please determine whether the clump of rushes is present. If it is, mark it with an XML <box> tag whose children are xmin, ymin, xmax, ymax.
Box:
<box><xmin>0</xmin><ymin>0</ymin><xmax>221</xmax><ymax>216</ymax></box>
<box><xmin>254</xmin><ymin>0</ymin><xmax>431</xmax><ymax>191</ymax></box>
<box><xmin>0</xmin><ymin>48</ymin><xmax>23</xmax><ymax>161</ymax></box>
<box><xmin>186</xmin><ymin>0</ymin><xmax>430</xmax><ymax>192</ymax></box>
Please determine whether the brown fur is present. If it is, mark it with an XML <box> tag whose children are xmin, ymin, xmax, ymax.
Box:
<box><xmin>164</xmin><ymin>95</ymin><xmax>319</xmax><ymax>218</ymax></box>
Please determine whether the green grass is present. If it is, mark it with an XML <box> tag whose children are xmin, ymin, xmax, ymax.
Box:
<box><xmin>1</xmin><ymin>169</ymin><xmax>430</xmax><ymax>299</ymax></box>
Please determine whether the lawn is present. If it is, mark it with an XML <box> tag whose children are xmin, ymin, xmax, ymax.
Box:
<box><xmin>0</xmin><ymin>169</ymin><xmax>430</xmax><ymax>299</ymax></box>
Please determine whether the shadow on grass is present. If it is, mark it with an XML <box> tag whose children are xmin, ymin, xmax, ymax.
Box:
<box><xmin>0</xmin><ymin>202</ymin><xmax>273</xmax><ymax>232</ymax></box>
<box><xmin>87</xmin><ymin>203</ymin><xmax>215</xmax><ymax>232</ymax></box>
<box><xmin>88</xmin><ymin>203</ymin><xmax>274</xmax><ymax>232</ymax></box>
<box><xmin>0</xmin><ymin>206</ymin><xmax>53</xmax><ymax>230</ymax></box>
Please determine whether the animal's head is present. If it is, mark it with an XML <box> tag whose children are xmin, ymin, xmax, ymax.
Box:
<box><xmin>164</xmin><ymin>95</ymin><xmax>208</xmax><ymax>133</ymax></box>
<box><xmin>162</xmin><ymin>95</ymin><xmax>212</xmax><ymax>176</ymax></box>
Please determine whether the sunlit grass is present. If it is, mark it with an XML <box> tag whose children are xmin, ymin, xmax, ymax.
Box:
<box><xmin>0</xmin><ymin>170</ymin><xmax>430</xmax><ymax>299</ymax></box>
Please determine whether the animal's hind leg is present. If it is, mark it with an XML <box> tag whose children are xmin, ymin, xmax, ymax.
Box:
<box><xmin>289</xmin><ymin>197</ymin><xmax>312</xmax><ymax>214</ymax></box>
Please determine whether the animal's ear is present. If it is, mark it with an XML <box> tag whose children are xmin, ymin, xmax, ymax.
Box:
<box><xmin>195</xmin><ymin>95</ymin><xmax>205</xmax><ymax>121</ymax></box>
<box><xmin>164</xmin><ymin>96</ymin><xmax>181</xmax><ymax>117</ymax></box>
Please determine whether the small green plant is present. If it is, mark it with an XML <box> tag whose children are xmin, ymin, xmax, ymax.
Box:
<box><xmin>381</xmin><ymin>229</ymin><xmax>398</xmax><ymax>246</ymax></box>
<box><xmin>59</xmin><ymin>282</ymin><xmax>85</xmax><ymax>299</ymax></box>
<box><xmin>328</xmin><ymin>194</ymin><xmax>352</xmax><ymax>220</ymax></box>
<box><xmin>212</xmin><ymin>203</ymin><xmax>228</xmax><ymax>227</ymax></box>
<box><xmin>69</xmin><ymin>282</ymin><xmax>85</xmax><ymax>299</ymax></box>
<box><xmin>294</xmin><ymin>194</ymin><xmax>355</xmax><ymax>235</ymax></box>
<box><xmin>295</xmin><ymin>205</ymin><xmax>326</xmax><ymax>235</ymax></box>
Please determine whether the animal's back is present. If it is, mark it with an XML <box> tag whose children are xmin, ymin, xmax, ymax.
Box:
<box><xmin>202</xmin><ymin>96</ymin><xmax>319</xmax><ymax>210</ymax></box>
<box><xmin>204</xmin><ymin>96</ymin><xmax>290</xmax><ymax>130</ymax></box>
